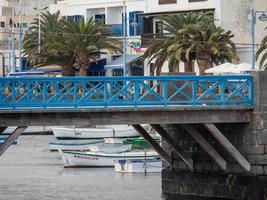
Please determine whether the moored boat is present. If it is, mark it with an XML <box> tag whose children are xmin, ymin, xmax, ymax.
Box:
<box><xmin>88</xmin><ymin>144</ymin><xmax>132</xmax><ymax>153</ymax></box>
<box><xmin>49</xmin><ymin>139</ymin><xmax>104</xmax><ymax>151</ymax></box>
<box><xmin>52</xmin><ymin>125</ymin><xmax>149</xmax><ymax>139</ymax></box>
<box><xmin>3</xmin><ymin>126</ymin><xmax>56</xmax><ymax>135</ymax></box>
<box><xmin>58</xmin><ymin>150</ymin><xmax>159</xmax><ymax>168</ymax></box>
<box><xmin>114</xmin><ymin>158</ymin><xmax>162</xmax><ymax>173</ymax></box>
<box><xmin>123</xmin><ymin>136</ymin><xmax>160</xmax><ymax>149</ymax></box>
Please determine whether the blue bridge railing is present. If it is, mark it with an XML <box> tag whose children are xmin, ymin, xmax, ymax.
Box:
<box><xmin>0</xmin><ymin>76</ymin><xmax>253</xmax><ymax>110</ymax></box>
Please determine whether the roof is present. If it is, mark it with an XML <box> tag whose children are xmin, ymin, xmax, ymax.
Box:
<box><xmin>140</xmin><ymin>8</ymin><xmax>215</xmax><ymax>17</ymax></box>
<box><xmin>105</xmin><ymin>54</ymin><xmax>142</xmax><ymax>69</ymax></box>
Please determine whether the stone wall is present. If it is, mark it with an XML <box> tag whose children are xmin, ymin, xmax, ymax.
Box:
<box><xmin>162</xmin><ymin>71</ymin><xmax>267</xmax><ymax>199</ymax></box>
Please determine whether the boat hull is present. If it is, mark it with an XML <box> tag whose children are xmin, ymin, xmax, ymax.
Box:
<box><xmin>52</xmin><ymin>125</ymin><xmax>148</xmax><ymax>139</ymax></box>
<box><xmin>114</xmin><ymin>159</ymin><xmax>162</xmax><ymax>173</ymax></box>
<box><xmin>49</xmin><ymin>139</ymin><xmax>104</xmax><ymax>151</ymax></box>
<box><xmin>59</xmin><ymin>150</ymin><xmax>159</xmax><ymax>168</ymax></box>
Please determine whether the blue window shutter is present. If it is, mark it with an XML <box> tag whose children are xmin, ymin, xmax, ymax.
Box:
<box><xmin>136</xmin><ymin>11</ymin><xmax>144</xmax><ymax>35</ymax></box>
<box><xmin>129</xmin><ymin>12</ymin><xmax>135</xmax><ymax>36</ymax></box>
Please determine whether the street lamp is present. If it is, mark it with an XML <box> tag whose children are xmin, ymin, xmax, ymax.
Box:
<box><xmin>33</xmin><ymin>1</ymin><xmax>48</xmax><ymax>54</ymax></box>
<box><xmin>251</xmin><ymin>9</ymin><xmax>267</xmax><ymax>69</ymax></box>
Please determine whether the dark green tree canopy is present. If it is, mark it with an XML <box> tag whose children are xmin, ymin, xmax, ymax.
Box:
<box><xmin>23</xmin><ymin>11</ymin><xmax>122</xmax><ymax>76</ymax></box>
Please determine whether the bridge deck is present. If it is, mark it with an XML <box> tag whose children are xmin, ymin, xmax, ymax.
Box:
<box><xmin>0</xmin><ymin>108</ymin><xmax>251</xmax><ymax>126</ymax></box>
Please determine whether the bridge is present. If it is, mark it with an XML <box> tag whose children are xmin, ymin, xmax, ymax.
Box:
<box><xmin>1</xmin><ymin>73</ymin><xmax>266</xmax><ymax>199</ymax></box>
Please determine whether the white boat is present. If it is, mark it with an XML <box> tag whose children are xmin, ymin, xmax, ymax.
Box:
<box><xmin>104</xmin><ymin>138</ymin><xmax>124</xmax><ymax>144</ymax></box>
<box><xmin>3</xmin><ymin>126</ymin><xmax>62</xmax><ymax>134</ymax></box>
<box><xmin>89</xmin><ymin>144</ymin><xmax>132</xmax><ymax>153</ymax></box>
<box><xmin>52</xmin><ymin>125</ymin><xmax>149</xmax><ymax>139</ymax></box>
<box><xmin>114</xmin><ymin>158</ymin><xmax>162</xmax><ymax>173</ymax></box>
<box><xmin>49</xmin><ymin>139</ymin><xmax>104</xmax><ymax>151</ymax></box>
<box><xmin>58</xmin><ymin>150</ymin><xmax>159</xmax><ymax>167</ymax></box>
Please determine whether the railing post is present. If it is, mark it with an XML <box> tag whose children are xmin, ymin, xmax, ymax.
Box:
<box><xmin>220</xmin><ymin>79</ymin><xmax>225</xmax><ymax>108</ymax></box>
<box><xmin>192</xmin><ymin>80</ymin><xmax>197</xmax><ymax>107</ymax></box>
<box><xmin>43</xmin><ymin>81</ymin><xmax>47</xmax><ymax>109</ymax></box>
<box><xmin>104</xmin><ymin>80</ymin><xmax>108</xmax><ymax>108</ymax></box>
<box><xmin>249</xmin><ymin>77</ymin><xmax>254</xmax><ymax>107</ymax></box>
<box><xmin>134</xmin><ymin>80</ymin><xmax>140</xmax><ymax>108</ymax></box>
<box><xmin>162</xmin><ymin>80</ymin><xmax>168</xmax><ymax>107</ymax></box>
<box><xmin>74</xmin><ymin>81</ymin><xmax>78</xmax><ymax>109</ymax></box>
<box><xmin>12</xmin><ymin>81</ymin><xmax>15</xmax><ymax>109</ymax></box>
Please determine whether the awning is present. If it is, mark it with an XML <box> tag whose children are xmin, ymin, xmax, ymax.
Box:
<box><xmin>105</xmin><ymin>54</ymin><xmax>142</xmax><ymax>69</ymax></box>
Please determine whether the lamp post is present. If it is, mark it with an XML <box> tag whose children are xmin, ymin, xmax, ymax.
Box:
<box><xmin>33</xmin><ymin>1</ymin><xmax>48</xmax><ymax>54</ymax></box>
<box><xmin>122</xmin><ymin>0</ymin><xmax>127</xmax><ymax>76</ymax></box>
<box><xmin>251</xmin><ymin>9</ymin><xmax>267</xmax><ymax>69</ymax></box>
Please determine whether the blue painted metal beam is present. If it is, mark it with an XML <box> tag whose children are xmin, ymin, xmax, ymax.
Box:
<box><xmin>0</xmin><ymin>76</ymin><xmax>254</xmax><ymax>110</ymax></box>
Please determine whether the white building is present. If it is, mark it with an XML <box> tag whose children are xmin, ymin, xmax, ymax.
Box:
<box><xmin>50</xmin><ymin>0</ymin><xmax>147</xmax><ymax>76</ymax></box>
<box><xmin>0</xmin><ymin>0</ymin><xmax>55</xmax><ymax>75</ymax></box>
<box><xmin>50</xmin><ymin>0</ymin><xmax>267</xmax><ymax>75</ymax></box>
<box><xmin>141</xmin><ymin>0</ymin><xmax>267</xmax><ymax>73</ymax></box>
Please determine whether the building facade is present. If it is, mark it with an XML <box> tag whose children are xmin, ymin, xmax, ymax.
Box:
<box><xmin>50</xmin><ymin>0</ymin><xmax>267</xmax><ymax>75</ymax></box>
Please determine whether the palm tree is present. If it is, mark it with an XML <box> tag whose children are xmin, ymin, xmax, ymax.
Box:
<box><xmin>23</xmin><ymin>11</ymin><xmax>76</xmax><ymax>76</ymax></box>
<box><xmin>24</xmin><ymin>12</ymin><xmax>122</xmax><ymax>76</ymax></box>
<box><xmin>143</xmin><ymin>12</ymin><xmax>212</xmax><ymax>74</ymax></box>
<box><xmin>256</xmin><ymin>34</ymin><xmax>267</xmax><ymax>70</ymax></box>
<box><xmin>49</xmin><ymin>18</ymin><xmax>122</xmax><ymax>76</ymax></box>
<box><xmin>178</xmin><ymin>21</ymin><xmax>239</xmax><ymax>75</ymax></box>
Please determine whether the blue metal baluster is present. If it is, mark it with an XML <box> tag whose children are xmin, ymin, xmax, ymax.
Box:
<box><xmin>42</xmin><ymin>81</ymin><xmax>47</xmax><ymax>109</ymax></box>
<box><xmin>192</xmin><ymin>80</ymin><xmax>197</xmax><ymax>107</ymax></box>
<box><xmin>74</xmin><ymin>81</ymin><xmax>78</xmax><ymax>109</ymax></box>
<box><xmin>249</xmin><ymin>77</ymin><xmax>254</xmax><ymax>107</ymax></box>
<box><xmin>134</xmin><ymin>80</ymin><xmax>140</xmax><ymax>108</ymax></box>
<box><xmin>162</xmin><ymin>80</ymin><xmax>167</xmax><ymax>107</ymax></box>
<box><xmin>104</xmin><ymin>80</ymin><xmax>108</xmax><ymax>108</ymax></box>
<box><xmin>12</xmin><ymin>81</ymin><xmax>15</xmax><ymax>109</ymax></box>
<box><xmin>220</xmin><ymin>79</ymin><xmax>225</xmax><ymax>108</ymax></box>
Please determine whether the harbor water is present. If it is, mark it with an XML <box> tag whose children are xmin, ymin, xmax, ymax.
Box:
<box><xmin>0</xmin><ymin>135</ymin><xmax>161</xmax><ymax>200</ymax></box>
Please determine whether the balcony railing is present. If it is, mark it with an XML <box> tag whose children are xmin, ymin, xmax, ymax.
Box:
<box><xmin>0</xmin><ymin>76</ymin><xmax>254</xmax><ymax>110</ymax></box>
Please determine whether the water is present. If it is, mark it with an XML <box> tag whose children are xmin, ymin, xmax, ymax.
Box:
<box><xmin>0</xmin><ymin>135</ymin><xmax>161</xmax><ymax>200</ymax></box>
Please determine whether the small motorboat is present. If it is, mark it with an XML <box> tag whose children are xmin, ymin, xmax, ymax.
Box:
<box><xmin>88</xmin><ymin>144</ymin><xmax>132</xmax><ymax>153</ymax></box>
<box><xmin>114</xmin><ymin>157</ymin><xmax>162</xmax><ymax>173</ymax></box>
<box><xmin>58</xmin><ymin>150</ymin><xmax>159</xmax><ymax>168</ymax></box>
<box><xmin>49</xmin><ymin>139</ymin><xmax>104</xmax><ymax>151</ymax></box>
<box><xmin>52</xmin><ymin>125</ymin><xmax>149</xmax><ymax>140</ymax></box>
<box><xmin>123</xmin><ymin>136</ymin><xmax>160</xmax><ymax>149</ymax></box>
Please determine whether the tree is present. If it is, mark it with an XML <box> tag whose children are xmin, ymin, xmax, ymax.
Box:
<box><xmin>23</xmin><ymin>11</ymin><xmax>76</xmax><ymax>76</ymax></box>
<box><xmin>178</xmin><ymin>22</ymin><xmax>239</xmax><ymax>75</ymax></box>
<box><xmin>23</xmin><ymin>11</ymin><xmax>122</xmax><ymax>76</ymax></box>
<box><xmin>256</xmin><ymin>34</ymin><xmax>267</xmax><ymax>70</ymax></box>
<box><xmin>47</xmin><ymin>17</ymin><xmax>122</xmax><ymax>76</ymax></box>
<box><xmin>143</xmin><ymin>12</ymin><xmax>212</xmax><ymax>74</ymax></box>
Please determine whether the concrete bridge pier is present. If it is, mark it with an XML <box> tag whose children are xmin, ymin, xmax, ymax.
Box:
<box><xmin>160</xmin><ymin>71</ymin><xmax>267</xmax><ymax>200</ymax></box>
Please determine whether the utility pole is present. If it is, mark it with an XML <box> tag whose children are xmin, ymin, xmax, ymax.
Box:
<box><xmin>18</xmin><ymin>0</ymin><xmax>22</xmax><ymax>72</ymax></box>
<box><xmin>38</xmin><ymin>0</ymin><xmax>41</xmax><ymax>54</ymax></box>
<box><xmin>11</xmin><ymin>0</ymin><xmax>16</xmax><ymax>73</ymax></box>
<box><xmin>122</xmin><ymin>0</ymin><xmax>127</xmax><ymax>76</ymax></box>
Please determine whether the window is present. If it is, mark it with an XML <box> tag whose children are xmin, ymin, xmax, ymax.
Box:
<box><xmin>158</xmin><ymin>0</ymin><xmax>177</xmax><ymax>4</ymax></box>
<box><xmin>0</xmin><ymin>22</ymin><xmax>5</xmax><ymax>28</ymax></box>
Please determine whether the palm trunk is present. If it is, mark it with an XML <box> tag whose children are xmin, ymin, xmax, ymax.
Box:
<box><xmin>61</xmin><ymin>65</ymin><xmax>76</xmax><ymax>76</ymax></box>
<box><xmin>197</xmin><ymin>59</ymin><xmax>211</xmax><ymax>75</ymax></box>
<box><xmin>196</xmin><ymin>52</ymin><xmax>211</xmax><ymax>75</ymax></box>
<box><xmin>184</xmin><ymin>61</ymin><xmax>194</xmax><ymax>72</ymax></box>
<box><xmin>168</xmin><ymin>65</ymin><xmax>179</xmax><ymax>73</ymax></box>
<box><xmin>79</xmin><ymin>65</ymin><xmax>88</xmax><ymax>76</ymax></box>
